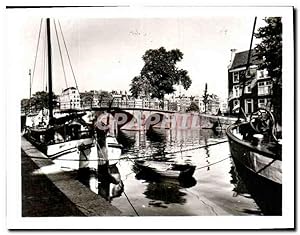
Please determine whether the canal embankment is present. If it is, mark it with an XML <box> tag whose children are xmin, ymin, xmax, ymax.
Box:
<box><xmin>21</xmin><ymin>137</ymin><xmax>121</xmax><ymax>216</ymax></box>
<box><xmin>199</xmin><ymin>114</ymin><xmax>237</xmax><ymax>129</ymax></box>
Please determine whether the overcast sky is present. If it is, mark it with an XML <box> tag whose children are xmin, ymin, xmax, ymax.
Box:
<box><xmin>6</xmin><ymin>12</ymin><xmax>266</xmax><ymax>101</ymax></box>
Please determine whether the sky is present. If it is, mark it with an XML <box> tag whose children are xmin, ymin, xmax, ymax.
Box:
<box><xmin>5</xmin><ymin>9</ymin><xmax>267</xmax><ymax>101</ymax></box>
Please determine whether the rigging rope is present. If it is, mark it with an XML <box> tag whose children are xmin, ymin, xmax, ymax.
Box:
<box><xmin>54</xmin><ymin>20</ymin><xmax>68</xmax><ymax>88</ymax></box>
<box><xmin>195</xmin><ymin>156</ymin><xmax>230</xmax><ymax>170</ymax></box>
<box><xmin>123</xmin><ymin>191</ymin><xmax>139</xmax><ymax>216</ymax></box>
<box><xmin>58</xmin><ymin>20</ymin><xmax>79</xmax><ymax>92</ymax></box>
<box><xmin>31</xmin><ymin>18</ymin><xmax>43</xmax><ymax>93</ymax></box>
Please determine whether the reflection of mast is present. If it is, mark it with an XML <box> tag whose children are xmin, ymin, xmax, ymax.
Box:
<box><xmin>204</xmin><ymin>137</ymin><xmax>210</xmax><ymax>170</ymax></box>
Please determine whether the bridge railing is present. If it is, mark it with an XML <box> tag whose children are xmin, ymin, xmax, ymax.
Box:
<box><xmin>81</xmin><ymin>99</ymin><xmax>179</xmax><ymax>111</ymax></box>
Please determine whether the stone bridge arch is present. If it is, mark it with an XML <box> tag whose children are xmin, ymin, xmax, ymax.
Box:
<box><xmin>92</xmin><ymin>108</ymin><xmax>175</xmax><ymax>131</ymax></box>
<box><xmin>110</xmin><ymin>109</ymin><xmax>138</xmax><ymax>130</ymax></box>
<box><xmin>144</xmin><ymin>112</ymin><xmax>170</xmax><ymax>130</ymax></box>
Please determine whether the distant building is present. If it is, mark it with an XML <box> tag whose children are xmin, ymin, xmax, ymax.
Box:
<box><xmin>219</xmin><ymin>98</ymin><xmax>229</xmax><ymax>114</ymax></box>
<box><xmin>59</xmin><ymin>87</ymin><xmax>81</xmax><ymax>110</ymax></box>
<box><xmin>193</xmin><ymin>96</ymin><xmax>204</xmax><ymax>113</ymax></box>
<box><xmin>228</xmin><ymin>49</ymin><xmax>272</xmax><ymax>115</ymax></box>
<box><xmin>206</xmin><ymin>94</ymin><xmax>220</xmax><ymax>115</ymax></box>
<box><xmin>173</xmin><ymin>95</ymin><xmax>192</xmax><ymax>112</ymax></box>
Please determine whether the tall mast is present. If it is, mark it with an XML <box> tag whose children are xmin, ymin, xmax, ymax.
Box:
<box><xmin>29</xmin><ymin>69</ymin><xmax>31</xmax><ymax>112</ymax></box>
<box><xmin>46</xmin><ymin>18</ymin><xmax>53</xmax><ymax>119</ymax></box>
<box><xmin>29</xmin><ymin>69</ymin><xmax>31</xmax><ymax>99</ymax></box>
<box><xmin>238</xmin><ymin>17</ymin><xmax>257</xmax><ymax>121</ymax></box>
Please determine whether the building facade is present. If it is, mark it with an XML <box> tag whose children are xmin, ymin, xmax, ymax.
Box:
<box><xmin>228</xmin><ymin>49</ymin><xmax>272</xmax><ymax>115</ymax></box>
<box><xmin>206</xmin><ymin>94</ymin><xmax>220</xmax><ymax>115</ymax></box>
<box><xmin>59</xmin><ymin>87</ymin><xmax>81</xmax><ymax>110</ymax></box>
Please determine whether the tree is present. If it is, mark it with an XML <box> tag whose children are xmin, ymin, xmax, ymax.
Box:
<box><xmin>254</xmin><ymin>17</ymin><xmax>282</xmax><ymax>124</ymax></box>
<box><xmin>202</xmin><ymin>83</ymin><xmax>209</xmax><ymax>114</ymax></box>
<box><xmin>129</xmin><ymin>76</ymin><xmax>151</xmax><ymax>98</ymax></box>
<box><xmin>21</xmin><ymin>91</ymin><xmax>58</xmax><ymax>112</ymax></box>
<box><xmin>130</xmin><ymin>47</ymin><xmax>192</xmax><ymax>99</ymax></box>
<box><xmin>98</xmin><ymin>90</ymin><xmax>113</xmax><ymax>106</ymax></box>
<box><xmin>21</xmin><ymin>98</ymin><xmax>30</xmax><ymax>113</ymax></box>
<box><xmin>80</xmin><ymin>90</ymin><xmax>113</xmax><ymax>107</ymax></box>
<box><xmin>80</xmin><ymin>91</ymin><xmax>94</xmax><ymax>107</ymax></box>
<box><xmin>31</xmin><ymin>91</ymin><xmax>58</xmax><ymax>110</ymax></box>
<box><xmin>186</xmin><ymin>101</ymin><xmax>200</xmax><ymax>112</ymax></box>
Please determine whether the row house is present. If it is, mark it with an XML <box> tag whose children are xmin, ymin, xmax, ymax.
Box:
<box><xmin>59</xmin><ymin>87</ymin><xmax>81</xmax><ymax>110</ymax></box>
<box><xmin>193</xmin><ymin>96</ymin><xmax>205</xmax><ymax>113</ymax></box>
<box><xmin>206</xmin><ymin>94</ymin><xmax>220</xmax><ymax>115</ymax></box>
<box><xmin>228</xmin><ymin>49</ymin><xmax>272</xmax><ymax>115</ymax></box>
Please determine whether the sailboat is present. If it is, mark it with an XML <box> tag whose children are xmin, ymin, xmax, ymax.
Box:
<box><xmin>23</xmin><ymin>18</ymin><xmax>98</xmax><ymax>171</ymax></box>
<box><xmin>226</xmin><ymin>17</ymin><xmax>282</xmax><ymax>215</ymax></box>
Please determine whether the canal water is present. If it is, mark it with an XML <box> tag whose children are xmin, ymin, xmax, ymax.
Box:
<box><xmin>77</xmin><ymin>128</ymin><xmax>262</xmax><ymax>216</ymax></box>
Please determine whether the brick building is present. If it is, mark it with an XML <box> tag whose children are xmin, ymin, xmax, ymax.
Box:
<box><xmin>228</xmin><ymin>49</ymin><xmax>272</xmax><ymax>115</ymax></box>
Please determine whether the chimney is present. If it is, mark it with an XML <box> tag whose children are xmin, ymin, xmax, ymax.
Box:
<box><xmin>228</xmin><ymin>49</ymin><xmax>237</xmax><ymax>69</ymax></box>
<box><xmin>230</xmin><ymin>49</ymin><xmax>237</xmax><ymax>63</ymax></box>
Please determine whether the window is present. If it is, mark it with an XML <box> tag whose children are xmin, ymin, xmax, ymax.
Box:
<box><xmin>245</xmin><ymin>85</ymin><xmax>252</xmax><ymax>94</ymax></box>
<box><xmin>233</xmin><ymin>99</ymin><xmax>239</xmax><ymax>107</ymax></box>
<box><xmin>232</xmin><ymin>72</ymin><xmax>239</xmax><ymax>83</ymax></box>
<box><xmin>258</xmin><ymin>81</ymin><xmax>272</xmax><ymax>96</ymax></box>
<box><xmin>233</xmin><ymin>85</ymin><xmax>240</xmax><ymax>97</ymax></box>
<box><xmin>258</xmin><ymin>98</ymin><xmax>271</xmax><ymax>108</ymax></box>
<box><xmin>264</xmin><ymin>69</ymin><xmax>269</xmax><ymax>78</ymax></box>
<box><xmin>258</xmin><ymin>70</ymin><xmax>264</xmax><ymax>78</ymax></box>
<box><xmin>245</xmin><ymin>99</ymin><xmax>253</xmax><ymax>114</ymax></box>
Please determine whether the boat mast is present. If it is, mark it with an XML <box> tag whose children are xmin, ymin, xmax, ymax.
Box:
<box><xmin>238</xmin><ymin>17</ymin><xmax>257</xmax><ymax>121</ymax></box>
<box><xmin>29</xmin><ymin>69</ymin><xmax>31</xmax><ymax>112</ymax></box>
<box><xmin>46</xmin><ymin>18</ymin><xmax>54</xmax><ymax>119</ymax></box>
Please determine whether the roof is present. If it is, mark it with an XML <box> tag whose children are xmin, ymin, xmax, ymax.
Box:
<box><xmin>62</xmin><ymin>87</ymin><xmax>77</xmax><ymax>92</ymax></box>
<box><xmin>230</xmin><ymin>49</ymin><xmax>262</xmax><ymax>70</ymax></box>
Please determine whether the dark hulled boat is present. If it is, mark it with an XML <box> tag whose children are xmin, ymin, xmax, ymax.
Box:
<box><xmin>226</xmin><ymin>119</ymin><xmax>282</xmax><ymax>215</ymax></box>
<box><xmin>226</xmin><ymin>17</ymin><xmax>282</xmax><ymax>215</ymax></box>
<box><xmin>134</xmin><ymin>159</ymin><xmax>196</xmax><ymax>179</ymax></box>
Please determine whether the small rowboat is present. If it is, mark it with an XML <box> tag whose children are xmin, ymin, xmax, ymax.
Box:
<box><xmin>134</xmin><ymin>160</ymin><xmax>196</xmax><ymax>179</ymax></box>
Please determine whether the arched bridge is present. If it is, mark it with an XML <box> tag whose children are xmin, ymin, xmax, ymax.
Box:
<box><xmin>63</xmin><ymin>99</ymin><xmax>235</xmax><ymax>131</ymax></box>
<box><xmin>89</xmin><ymin>100</ymin><xmax>176</xmax><ymax>130</ymax></box>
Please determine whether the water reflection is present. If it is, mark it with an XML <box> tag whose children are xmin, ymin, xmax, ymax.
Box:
<box><xmin>229</xmin><ymin>160</ymin><xmax>251</xmax><ymax>197</ymax></box>
<box><xmin>231</xmin><ymin>158</ymin><xmax>281</xmax><ymax>215</ymax></box>
<box><xmin>98</xmin><ymin>164</ymin><xmax>124</xmax><ymax>202</ymax></box>
<box><xmin>75</xmin><ymin>127</ymin><xmax>262</xmax><ymax>215</ymax></box>
<box><xmin>144</xmin><ymin>182</ymin><xmax>187</xmax><ymax>206</ymax></box>
<box><xmin>77</xmin><ymin>164</ymin><xmax>124</xmax><ymax>202</ymax></box>
<box><xmin>118</xmin><ymin>128</ymin><xmax>225</xmax><ymax>159</ymax></box>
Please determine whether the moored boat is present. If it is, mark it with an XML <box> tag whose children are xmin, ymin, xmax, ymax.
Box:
<box><xmin>226</xmin><ymin>110</ymin><xmax>282</xmax><ymax>215</ymax></box>
<box><xmin>105</xmin><ymin>135</ymin><xmax>123</xmax><ymax>165</ymax></box>
<box><xmin>226</xmin><ymin>17</ymin><xmax>282</xmax><ymax>215</ymax></box>
<box><xmin>23</xmin><ymin>18</ymin><xmax>98</xmax><ymax>171</ymax></box>
<box><xmin>134</xmin><ymin>159</ymin><xmax>196</xmax><ymax>179</ymax></box>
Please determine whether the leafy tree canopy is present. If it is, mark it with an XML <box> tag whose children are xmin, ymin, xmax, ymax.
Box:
<box><xmin>130</xmin><ymin>47</ymin><xmax>192</xmax><ymax>99</ymax></box>
<box><xmin>21</xmin><ymin>91</ymin><xmax>58</xmax><ymax>112</ymax></box>
<box><xmin>255</xmin><ymin>17</ymin><xmax>282</xmax><ymax>81</ymax></box>
<box><xmin>254</xmin><ymin>17</ymin><xmax>282</xmax><ymax>124</ymax></box>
